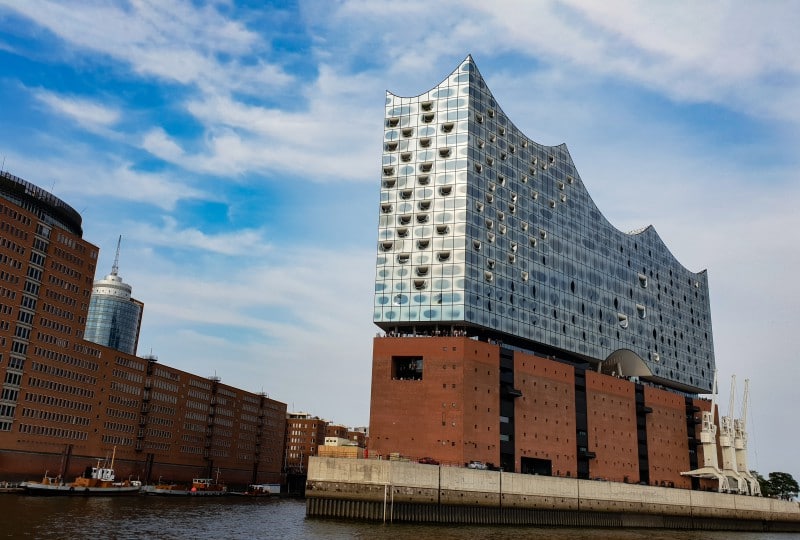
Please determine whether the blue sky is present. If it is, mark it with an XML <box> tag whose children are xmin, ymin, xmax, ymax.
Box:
<box><xmin>1</xmin><ymin>1</ymin><xmax>799</xmax><ymax>477</ymax></box>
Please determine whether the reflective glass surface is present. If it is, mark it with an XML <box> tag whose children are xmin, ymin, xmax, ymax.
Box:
<box><xmin>373</xmin><ymin>57</ymin><xmax>715</xmax><ymax>392</ymax></box>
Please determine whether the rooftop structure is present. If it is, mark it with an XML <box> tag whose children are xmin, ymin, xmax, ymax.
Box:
<box><xmin>0</xmin><ymin>170</ymin><xmax>82</xmax><ymax>236</ymax></box>
<box><xmin>373</xmin><ymin>56</ymin><xmax>714</xmax><ymax>394</ymax></box>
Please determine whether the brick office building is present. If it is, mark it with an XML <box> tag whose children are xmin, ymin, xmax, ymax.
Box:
<box><xmin>0</xmin><ymin>171</ymin><xmax>286</xmax><ymax>486</ymax></box>
<box><xmin>285</xmin><ymin>412</ymin><xmax>326</xmax><ymax>474</ymax></box>
<box><xmin>368</xmin><ymin>57</ymin><xmax>720</xmax><ymax>487</ymax></box>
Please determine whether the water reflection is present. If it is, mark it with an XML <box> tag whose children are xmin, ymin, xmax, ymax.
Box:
<box><xmin>0</xmin><ymin>496</ymin><xmax>790</xmax><ymax>540</ymax></box>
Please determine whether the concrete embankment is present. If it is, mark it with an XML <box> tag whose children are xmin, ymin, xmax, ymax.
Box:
<box><xmin>305</xmin><ymin>457</ymin><xmax>800</xmax><ymax>531</ymax></box>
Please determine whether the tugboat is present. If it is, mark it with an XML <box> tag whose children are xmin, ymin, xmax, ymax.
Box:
<box><xmin>188</xmin><ymin>476</ymin><xmax>227</xmax><ymax>496</ymax></box>
<box><xmin>20</xmin><ymin>448</ymin><xmax>141</xmax><ymax>495</ymax></box>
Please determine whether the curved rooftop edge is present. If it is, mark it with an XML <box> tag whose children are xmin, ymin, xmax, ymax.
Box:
<box><xmin>0</xmin><ymin>170</ymin><xmax>83</xmax><ymax>237</ymax></box>
<box><xmin>375</xmin><ymin>55</ymin><xmax>716</xmax><ymax>393</ymax></box>
<box><xmin>624</xmin><ymin>224</ymin><xmax>707</xmax><ymax>277</ymax></box>
<box><xmin>388</xmin><ymin>55</ymin><xmax>703</xmax><ymax>278</ymax></box>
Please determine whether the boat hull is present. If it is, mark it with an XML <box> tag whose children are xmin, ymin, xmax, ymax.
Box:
<box><xmin>142</xmin><ymin>485</ymin><xmax>192</xmax><ymax>496</ymax></box>
<box><xmin>142</xmin><ymin>485</ymin><xmax>227</xmax><ymax>496</ymax></box>
<box><xmin>20</xmin><ymin>482</ymin><xmax>141</xmax><ymax>496</ymax></box>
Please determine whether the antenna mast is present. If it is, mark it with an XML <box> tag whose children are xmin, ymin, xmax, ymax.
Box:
<box><xmin>111</xmin><ymin>235</ymin><xmax>122</xmax><ymax>275</ymax></box>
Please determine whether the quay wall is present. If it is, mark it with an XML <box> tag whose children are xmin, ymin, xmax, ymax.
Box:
<box><xmin>306</xmin><ymin>457</ymin><xmax>800</xmax><ymax>531</ymax></box>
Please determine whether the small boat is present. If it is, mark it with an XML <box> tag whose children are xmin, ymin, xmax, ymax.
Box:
<box><xmin>0</xmin><ymin>481</ymin><xmax>23</xmax><ymax>494</ymax></box>
<box><xmin>231</xmin><ymin>483</ymin><xmax>281</xmax><ymax>496</ymax></box>
<box><xmin>188</xmin><ymin>477</ymin><xmax>227</xmax><ymax>496</ymax></box>
<box><xmin>141</xmin><ymin>482</ymin><xmax>192</xmax><ymax>496</ymax></box>
<box><xmin>142</xmin><ymin>475</ymin><xmax>227</xmax><ymax>496</ymax></box>
<box><xmin>20</xmin><ymin>448</ymin><xmax>141</xmax><ymax>496</ymax></box>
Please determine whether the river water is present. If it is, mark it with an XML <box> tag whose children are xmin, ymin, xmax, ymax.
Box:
<box><xmin>2</xmin><ymin>495</ymin><xmax>797</xmax><ymax>539</ymax></box>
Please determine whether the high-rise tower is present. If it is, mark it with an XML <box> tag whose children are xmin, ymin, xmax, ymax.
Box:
<box><xmin>84</xmin><ymin>236</ymin><xmax>143</xmax><ymax>355</ymax></box>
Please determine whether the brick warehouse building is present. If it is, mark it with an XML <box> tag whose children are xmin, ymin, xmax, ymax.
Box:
<box><xmin>368</xmin><ymin>57</ymin><xmax>721</xmax><ymax>488</ymax></box>
<box><xmin>0</xmin><ymin>171</ymin><xmax>286</xmax><ymax>485</ymax></box>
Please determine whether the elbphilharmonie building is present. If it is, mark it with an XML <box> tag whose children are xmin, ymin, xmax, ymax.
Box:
<box><xmin>373</xmin><ymin>56</ymin><xmax>714</xmax><ymax>394</ymax></box>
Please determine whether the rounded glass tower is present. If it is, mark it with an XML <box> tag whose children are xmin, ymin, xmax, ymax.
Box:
<box><xmin>84</xmin><ymin>238</ymin><xmax>142</xmax><ymax>355</ymax></box>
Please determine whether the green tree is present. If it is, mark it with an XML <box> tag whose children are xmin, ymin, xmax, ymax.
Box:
<box><xmin>752</xmin><ymin>470</ymin><xmax>774</xmax><ymax>497</ymax></box>
<box><xmin>768</xmin><ymin>472</ymin><xmax>799</xmax><ymax>501</ymax></box>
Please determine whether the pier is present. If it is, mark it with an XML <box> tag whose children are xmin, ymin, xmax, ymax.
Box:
<box><xmin>306</xmin><ymin>457</ymin><xmax>800</xmax><ymax>531</ymax></box>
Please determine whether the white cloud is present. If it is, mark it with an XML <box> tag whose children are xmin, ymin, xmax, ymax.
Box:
<box><xmin>462</xmin><ymin>0</ymin><xmax>800</xmax><ymax>122</ymax></box>
<box><xmin>4</xmin><ymin>150</ymin><xmax>208</xmax><ymax>211</ymax></box>
<box><xmin>0</xmin><ymin>0</ymin><xmax>293</xmax><ymax>94</ymax></box>
<box><xmin>142</xmin><ymin>128</ymin><xmax>186</xmax><ymax>163</ymax></box>
<box><xmin>129</xmin><ymin>216</ymin><xmax>271</xmax><ymax>256</ymax></box>
<box><xmin>138</xmin><ymin>66</ymin><xmax>382</xmax><ymax>180</ymax></box>
<box><xmin>33</xmin><ymin>89</ymin><xmax>120</xmax><ymax>129</ymax></box>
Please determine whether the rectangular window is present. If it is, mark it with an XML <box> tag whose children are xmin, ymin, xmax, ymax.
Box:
<box><xmin>391</xmin><ymin>356</ymin><xmax>423</xmax><ymax>381</ymax></box>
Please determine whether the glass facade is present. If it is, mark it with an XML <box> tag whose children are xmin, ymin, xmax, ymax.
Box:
<box><xmin>84</xmin><ymin>273</ymin><xmax>142</xmax><ymax>355</ymax></box>
<box><xmin>373</xmin><ymin>56</ymin><xmax>715</xmax><ymax>393</ymax></box>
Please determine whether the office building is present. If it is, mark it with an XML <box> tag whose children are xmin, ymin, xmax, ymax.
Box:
<box><xmin>285</xmin><ymin>412</ymin><xmax>326</xmax><ymax>474</ymax></box>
